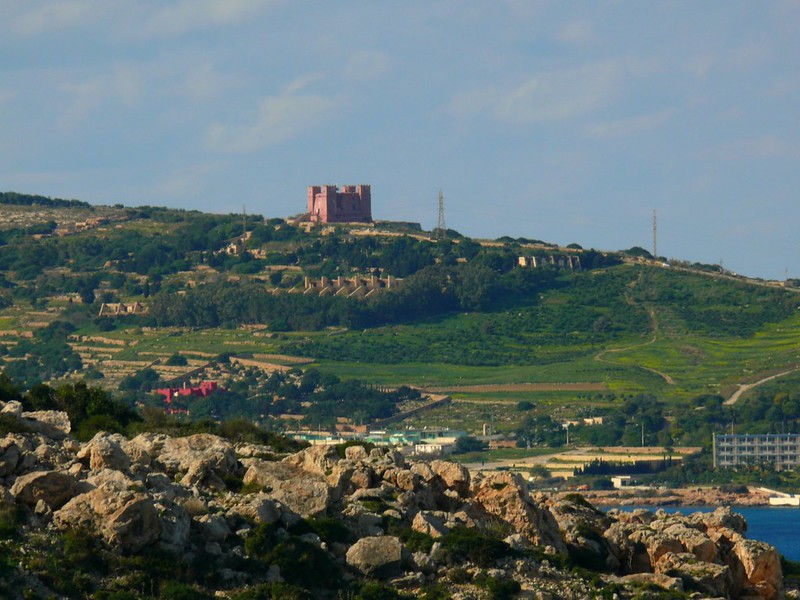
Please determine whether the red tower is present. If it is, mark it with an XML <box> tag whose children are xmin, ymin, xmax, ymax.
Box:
<box><xmin>308</xmin><ymin>184</ymin><xmax>372</xmax><ymax>223</ymax></box>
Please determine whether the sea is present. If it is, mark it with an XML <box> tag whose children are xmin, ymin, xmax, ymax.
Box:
<box><xmin>608</xmin><ymin>506</ymin><xmax>800</xmax><ymax>562</ymax></box>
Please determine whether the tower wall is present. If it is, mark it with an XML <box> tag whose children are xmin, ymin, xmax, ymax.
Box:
<box><xmin>307</xmin><ymin>184</ymin><xmax>372</xmax><ymax>223</ymax></box>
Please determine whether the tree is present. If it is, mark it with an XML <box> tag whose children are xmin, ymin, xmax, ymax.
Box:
<box><xmin>453</xmin><ymin>436</ymin><xmax>486</xmax><ymax>454</ymax></box>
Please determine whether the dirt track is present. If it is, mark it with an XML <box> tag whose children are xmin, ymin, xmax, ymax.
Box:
<box><xmin>423</xmin><ymin>382</ymin><xmax>608</xmax><ymax>393</ymax></box>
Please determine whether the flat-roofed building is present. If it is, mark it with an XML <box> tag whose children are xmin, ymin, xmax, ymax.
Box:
<box><xmin>713</xmin><ymin>433</ymin><xmax>800</xmax><ymax>469</ymax></box>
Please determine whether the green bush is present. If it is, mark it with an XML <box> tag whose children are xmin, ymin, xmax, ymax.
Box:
<box><xmin>230</xmin><ymin>582</ymin><xmax>312</xmax><ymax>600</ymax></box>
<box><xmin>436</xmin><ymin>526</ymin><xmax>515</xmax><ymax>568</ymax></box>
<box><xmin>165</xmin><ymin>353</ymin><xmax>189</xmax><ymax>366</ymax></box>
<box><xmin>474</xmin><ymin>573</ymin><xmax>521</xmax><ymax>600</ymax></box>
<box><xmin>355</xmin><ymin>581</ymin><xmax>411</xmax><ymax>599</ymax></box>
<box><xmin>159</xmin><ymin>582</ymin><xmax>214</xmax><ymax>600</ymax></box>
<box><xmin>0</xmin><ymin>503</ymin><xmax>23</xmax><ymax>537</ymax></box>
<box><xmin>244</xmin><ymin>524</ymin><xmax>342</xmax><ymax>590</ymax></box>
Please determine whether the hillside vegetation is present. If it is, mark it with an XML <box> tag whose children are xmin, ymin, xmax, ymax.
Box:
<box><xmin>1</xmin><ymin>193</ymin><xmax>800</xmax><ymax>451</ymax></box>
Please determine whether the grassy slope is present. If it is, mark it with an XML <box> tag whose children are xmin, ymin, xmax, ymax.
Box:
<box><xmin>3</xmin><ymin>209</ymin><xmax>800</xmax><ymax>416</ymax></box>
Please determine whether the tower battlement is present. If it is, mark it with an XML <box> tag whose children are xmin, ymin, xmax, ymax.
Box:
<box><xmin>308</xmin><ymin>184</ymin><xmax>372</xmax><ymax>224</ymax></box>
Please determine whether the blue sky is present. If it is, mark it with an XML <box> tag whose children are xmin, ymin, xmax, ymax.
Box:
<box><xmin>1</xmin><ymin>1</ymin><xmax>798</xmax><ymax>279</ymax></box>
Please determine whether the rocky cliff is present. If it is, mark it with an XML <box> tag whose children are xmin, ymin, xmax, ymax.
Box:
<box><xmin>0</xmin><ymin>401</ymin><xmax>792</xmax><ymax>599</ymax></box>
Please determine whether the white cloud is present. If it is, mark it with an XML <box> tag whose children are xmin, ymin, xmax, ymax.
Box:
<box><xmin>587</xmin><ymin>108</ymin><xmax>675</xmax><ymax>139</ymax></box>
<box><xmin>493</xmin><ymin>63</ymin><xmax>618</xmax><ymax>123</ymax></box>
<box><xmin>283</xmin><ymin>73</ymin><xmax>325</xmax><ymax>95</ymax></box>
<box><xmin>557</xmin><ymin>20</ymin><xmax>594</xmax><ymax>45</ymax></box>
<box><xmin>725</xmin><ymin>135</ymin><xmax>800</xmax><ymax>160</ymax></box>
<box><xmin>345</xmin><ymin>51</ymin><xmax>389</xmax><ymax>81</ymax></box>
<box><xmin>206</xmin><ymin>93</ymin><xmax>335</xmax><ymax>153</ymax></box>
<box><xmin>55</xmin><ymin>64</ymin><xmax>147</xmax><ymax>129</ymax></box>
<box><xmin>152</xmin><ymin>163</ymin><xmax>220</xmax><ymax>200</ymax></box>
<box><xmin>9</xmin><ymin>1</ymin><xmax>104</xmax><ymax>35</ymax></box>
<box><xmin>144</xmin><ymin>0</ymin><xmax>280</xmax><ymax>36</ymax></box>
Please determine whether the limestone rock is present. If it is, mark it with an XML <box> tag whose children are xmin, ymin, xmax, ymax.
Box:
<box><xmin>430</xmin><ymin>460</ymin><xmax>470</xmax><ymax>497</ymax></box>
<box><xmin>195</xmin><ymin>513</ymin><xmax>231</xmax><ymax>542</ymax></box>
<box><xmin>621</xmin><ymin>572</ymin><xmax>684</xmax><ymax>592</ymax></box>
<box><xmin>157</xmin><ymin>502</ymin><xmax>191</xmax><ymax>551</ymax></box>
<box><xmin>54</xmin><ymin>483</ymin><xmax>162</xmax><ymax>553</ymax></box>
<box><xmin>547</xmin><ymin>494</ymin><xmax>615</xmax><ymax>569</ymax></box>
<box><xmin>470</xmin><ymin>472</ymin><xmax>566</xmax><ymax>553</ymax></box>
<box><xmin>692</xmin><ymin>506</ymin><xmax>748</xmax><ymax>537</ymax></box>
<box><xmin>0</xmin><ymin>401</ymin><xmax>23</xmax><ymax>416</ymax></box>
<box><xmin>412</xmin><ymin>511</ymin><xmax>449</xmax><ymax>538</ymax></box>
<box><xmin>155</xmin><ymin>433</ymin><xmax>239</xmax><ymax>484</ymax></box>
<box><xmin>77</xmin><ymin>432</ymin><xmax>131</xmax><ymax>472</ymax></box>
<box><xmin>655</xmin><ymin>551</ymin><xmax>731</xmax><ymax>598</ymax></box>
<box><xmin>345</xmin><ymin>445</ymin><xmax>369</xmax><ymax>461</ymax></box>
<box><xmin>346</xmin><ymin>535</ymin><xmax>405</xmax><ymax>578</ymax></box>
<box><xmin>10</xmin><ymin>470</ymin><xmax>81</xmax><ymax>509</ymax></box>
<box><xmin>282</xmin><ymin>445</ymin><xmax>339</xmax><ymax>478</ymax></box>
<box><xmin>0</xmin><ymin>437</ymin><xmax>22</xmax><ymax>477</ymax></box>
<box><xmin>733</xmin><ymin>538</ymin><xmax>784</xmax><ymax>600</ymax></box>
<box><xmin>628</xmin><ymin>526</ymin><xmax>684</xmax><ymax>568</ymax></box>
<box><xmin>225</xmin><ymin>491</ymin><xmax>282</xmax><ymax>525</ymax></box>
<box><xmin>659</xmin><ymin>522</ymin><xmax>718</xmax><ymax>563</ymax></box>
<box><xmin>21</xmin><ymin>410</ymin><xmax>71</xmax><ymax>438</ymax></box>
<box><xmin>244</xmin><ymin>459</ymin><xmax>330</xmax><ymax>517</ymax></box>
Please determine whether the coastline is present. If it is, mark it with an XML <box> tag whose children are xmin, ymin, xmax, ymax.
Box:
<box><xmin>562</xmin><ymin>485</ymin><xmax>775</xmax><ymax>507</ymax></box>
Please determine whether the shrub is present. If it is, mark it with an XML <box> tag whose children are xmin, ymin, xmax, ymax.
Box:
<box><xmin>474</xmin><ymin>573</ymin><xmax>521</xmax><ymax>600</ymax></box>
<box><xmin>436</xmin><ymin>526</ymin><xmax>515</xmax><ymax>568</ymax></box>
<box><xmin>355</xmin><ymin>581</ymin><xmax>409</xmax><ymax>599</ymax></box>
<box><xmin>159</xmin><ymin>582</ymin><xmax>214</xmax><ymax>600</ymax></box>
<box><xmin>230</xmin><ymin>583</ymin><xmax>311</xmax><ymax>600</ymax></box>
<box><xmin>165</xmin><ymin>353</ymin><xmax>189</xmax><ymax>366</ymax></box>
<box><xmin>0</xmin><ymin>502</ymin><xmax>23</xmax><ymax>537</ymax></box>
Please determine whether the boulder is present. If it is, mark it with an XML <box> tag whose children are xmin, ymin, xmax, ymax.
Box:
<box><xmin>346</xmin><ymin>535</ymin><xmax>405</xmax><ymax>578</ymax></box>
<box><xmin>225</xmin><ymin>492</ymin><xmax>281</xmax><ymax>525</ymax></box>
<box><xmin>547</xmin><ymin>495</ymin><xmax>618</xmax><ymax>571</ymax></box>
<box><xmin>195</xmin><ymin>514</ymin><xmax>231</xmax><ymax>542</ymax></box>
<box><xmin>412</xmin><ymin>511</ymin><xmax>449</xmax><ymax>538</ymax></box>
<box><xmin>0</xmin><ymin>437</ymin><xmax>21</xmax><ymax>477</ymax></box>
<box><xmin>243</xmin><ymin>459</ymin><xmax>331</xmax><ymax>517</ymax></box>
<box><xmin>621</xmin><ymin>572</ymin><xmax>684</xmax><ymax>592</ymax></box>
<box><xmin>155</xmin><ymin>434</ymin><xmax>239</xmax><ymax>483</ymax></box>
<box><xmin>733</xmin><ymin>538</ymin><xmax>784</xmax><ymax>600</ymax></box>
<box><xmin>395</xmin><ymin>469</ymin><xmax>419</xmax><ymax>492</ymax></box>
<box><xmin>345</xmin><ymin>445</ymin><xmax>369</xmax><ymax>461</ymax></box>
<box><xmin>692</xmin><ymin>506</ymin><xmax>748</xmax><ymax>537</ymax></box>
<box><xmin>659</xmin><ymin>522</ymin><xmax>718</xmax><ymax>563</ymax></box>
<box><xmin>0</xmin><ymin>401</ymin><xmax>23</xmax><ymax>416</ymax></box>
<box><xmin>157</xmin><ymin>502</ymin><xmax>191</xmax><ymax>551</ymax></box>
<box><xmin>77</xmin><ymin>432</ymin><xmax>131</xmax><ymax>472</ymax></box>
<box><xmin>410</xmin><ymin>462</ymin><xmax>436</xmax><ymax>483</ymax></box>
<box><xmin>470</xmin><ymin>472</ymin><xmax>566</xmax><ymax>553</ymax></box>
<box><xmin>429</xmin><ymin>460</ymin><xmax>470</xmax><ymax>497</ymax></box>
<box><xmin>604</xmin><ymin>521</ymin><xmax>652</xmax><ymax>573</ymax></box>
<box><xmin>20</xmin><ymin>410</ymin><xmax>71</xmax><ymax>438</ymax></box>
<box><xmin>655</xmin><ymin>551</ymin><xmax>731</xmax><ymax>598</ymax></box>
<box><xmin>628</xmin><ymin>527</ymin><xmax>684</xmax><ymax>568</ymax></box>
<box><xmin>10</xmin><ymin>470</ymin><xmax>81</xmax><ymax>509</ymax></box>
<box><xmin>282</xmin><ymin>445</ymin><xmax>339</xmax><ymax>478</ymax></box>
<box><xmin>54</xmin><ymin>483</ymin><xmax>162</xmax><ymax>553</ymax></box>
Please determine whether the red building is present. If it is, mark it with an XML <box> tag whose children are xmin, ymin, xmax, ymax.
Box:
<box><xmin>308</xmin><ymin>184</ymin><xmax>372</xmax><ymax>224</ymax></box>
<box><xmin>156</xmin><ymin>381</ymin><xmax>222</xmax><ymax>404</ymax></box>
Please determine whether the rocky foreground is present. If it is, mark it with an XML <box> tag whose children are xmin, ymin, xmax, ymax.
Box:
<box><xmin>0</xmin><ymin>402</ymin><xmax>793</xmax><ymax>599</ymax></box>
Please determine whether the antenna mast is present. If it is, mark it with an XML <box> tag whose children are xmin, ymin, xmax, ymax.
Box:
<box><xmin>243</xmin><ymin>204</ymin><xmax>247</xmax><ymax>238</ymax></box>
<box><xmin>436</xmin><ymin>189</ymin><xmax>446</xmax><ymax>240</ymax></box>
<box><xmin>652</xmin><ymin>208</ymin><xmax>657</xmax><ymax>259</ymax></box>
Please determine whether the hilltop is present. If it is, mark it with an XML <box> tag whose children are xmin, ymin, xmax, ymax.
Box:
<box><xmin>1</xmin><ymin>192</ymin><xmax>800</xmax><ymax>478</ymax></box>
